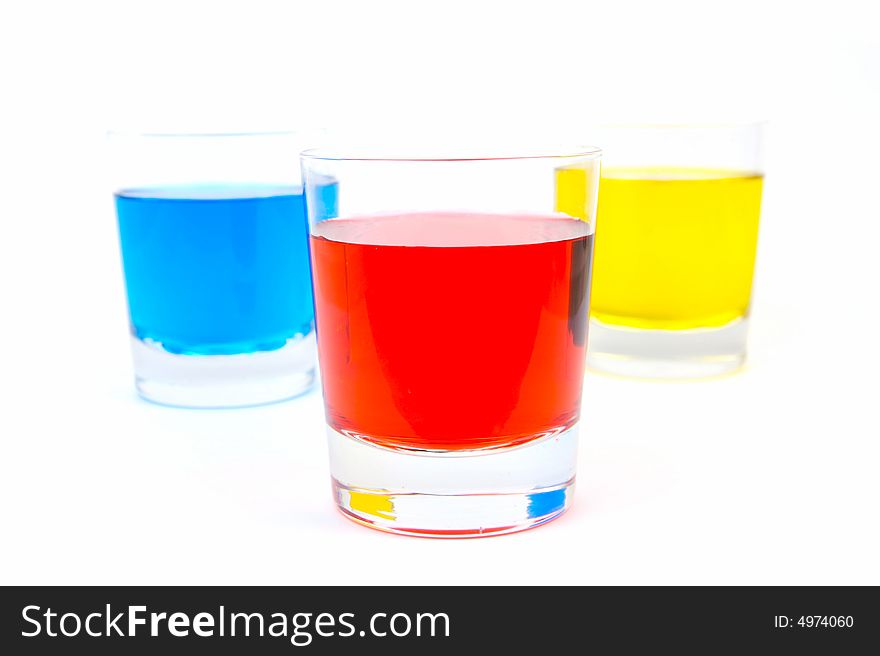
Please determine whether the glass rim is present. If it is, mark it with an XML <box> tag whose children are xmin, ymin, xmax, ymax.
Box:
<box><xmin>300</xmin><ymin>145</ymin><xmax>602</xmax><ymax>163</ymax></box>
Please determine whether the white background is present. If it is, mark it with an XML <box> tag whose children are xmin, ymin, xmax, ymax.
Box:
<box><xmin>1</xmin><ymin>0</ymin><xmax>878</xmax><ymax>585</ymax></box>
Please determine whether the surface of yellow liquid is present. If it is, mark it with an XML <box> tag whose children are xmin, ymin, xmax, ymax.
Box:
<box><xmin>557</xmin><ymin>167</ymin><xmax>763</xmax><ymax>330</ymax></box>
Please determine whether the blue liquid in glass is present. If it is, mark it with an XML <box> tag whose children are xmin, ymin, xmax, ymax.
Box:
<box><xmin>526</xmin><ymin>488</ymin><xmax>567</xmax><ymax>518</ymax></box>
<box><xmin>116</xmin><ymin>185</ymin><xmax>317</xmax><ymax>356</ymax></box>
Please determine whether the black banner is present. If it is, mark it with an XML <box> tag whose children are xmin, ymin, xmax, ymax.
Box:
<box><xmin>1</xmin><ymin>586</ymin><xmax>876</xmax><ymax>653</ymax></box>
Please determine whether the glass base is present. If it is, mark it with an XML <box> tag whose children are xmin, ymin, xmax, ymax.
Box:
<box><xmin>130</xmin><ymin>333</ymin><xmax>316</xmax><ymax>408</ymax></box>
<box><xmin>587</xmin><ymin>317</ymin><xmax>747</xmax><ymax>379</ymax></box>
<box><xmin>328</xmin><ymin>424</ymin><xmax>579</xmax><ymax>538</ymax></box>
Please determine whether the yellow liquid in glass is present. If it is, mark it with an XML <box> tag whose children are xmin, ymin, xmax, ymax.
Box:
<box><xmin>557</xmin><ymin>167</ymin><xmax>763</xmax><ymax>330</ymax></box>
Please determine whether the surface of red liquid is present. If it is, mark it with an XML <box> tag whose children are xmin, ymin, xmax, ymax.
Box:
<box><xmin>310</xmin><ymin>212</ymin><xmax>593</xmax><ymax>451</ymax></box>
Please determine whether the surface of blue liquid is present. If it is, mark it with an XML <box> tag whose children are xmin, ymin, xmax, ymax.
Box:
<box><xmin>116</xmin><ymin>185</ymin><xmax>317</xmax><ymax>356</ymax></box>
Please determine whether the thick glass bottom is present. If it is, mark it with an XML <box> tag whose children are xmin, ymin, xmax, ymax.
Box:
<box><xmin>587</xmin><ymin>317</ymin><xmax>748</xmax><ymax>379</ymax></box>
<box><xmin>130</xmin><ymin>333</ymin><xmax>316</xmax><ymax>408</ymax></box>
<box><xmin>327</xmin><ymin>424</ymin><xmax>579</xmax><ymax>538</ymax></box>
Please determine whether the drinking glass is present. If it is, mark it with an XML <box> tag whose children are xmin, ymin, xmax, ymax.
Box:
<box><xmin>561</xmin><ymin>124</ymin><xmax>764</xmax><ymax>378</ymax></box>
<box><xmin>110</xmin><ymin>132</ymin><xmax>334</xmax><ymax>407</ymax></box>
<box><xmin>301</xmin><ymin>145</ymin><xmax>601</xmax><ymax>537</ymax></box>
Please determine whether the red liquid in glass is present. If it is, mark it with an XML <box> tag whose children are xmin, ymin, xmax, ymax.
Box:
<box><xmin>310</xmin><ymin>212</ymin><xmax>593</xmax><ymax>451</ymax></box>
